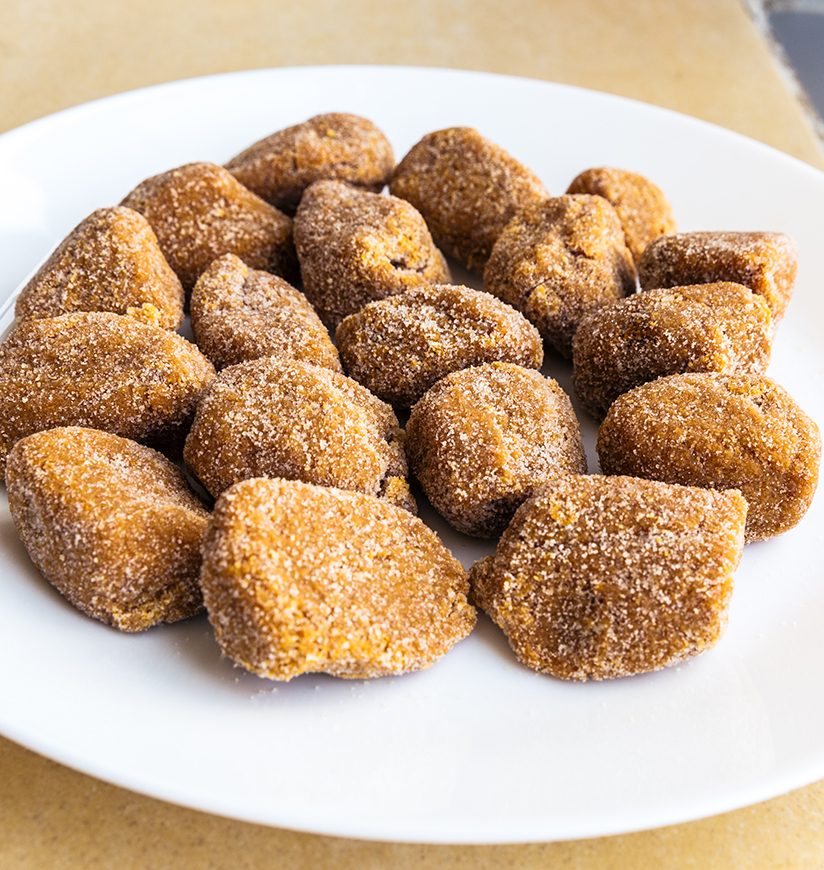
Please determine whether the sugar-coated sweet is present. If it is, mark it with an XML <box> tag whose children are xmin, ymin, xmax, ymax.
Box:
<box><xmin>472</xmin><ymin>474</ymin><xmax>747</xmax><ymax>680</ymax></box>
<box><xmin>598</xmin><ymin>373</ymin><xmax>820</xmax><ymax>541</ymax></box>
<box><xmin>6</xmin><ymin>427</ymin><xmax>209</xmax><ymax>632</ymax></box>
<box><xmin>200</xmin><ymin>477</ymin><xmax>475</xmax><ymax>680</ymax></box>
<box><xmin>484</xmin><ymin>194</ymin><xmax>636</xmax><ymax>357</ymax></box>
<box><xmin>336</xmin><ymin>284</ymin><xmax>543</xmax><ymax>407</ymax></box>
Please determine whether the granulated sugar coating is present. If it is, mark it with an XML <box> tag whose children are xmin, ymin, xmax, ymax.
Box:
<box><xmin>566</xmin><ymin>167</ymin><xmax>676</xmax><ymax>264</ymax></box>
<box><xmin>389</xmin><ymin>127</ymin><xmax>548</xmax><ymax>271</ymax></box>
<box><xmin>15</xmin><ymin>207</ymin><xmax>184</xmax><ymax>329</ymax></box>
<box><xmin>484</xmin><ymin>194</ymin><xmax>636</xmax><ymax>358</ymax></box>
<box><xmin>226</xmin><ymin>113</ymin><xmax>394</xmax><ymax>214</ymax></box>
<box><xmin>201</xmin><ymin>477</ymin><xmax>475</xmax><ymax>681</ymax></box>
<box><xmin>294</xmin><ymin>180</ymin><xmax>450</xmax><ymax>328</ymax></box>
<box><xmin>6</xmin><ymin>427</ymin><xmax>209</xmax><ymax>632</ymax></box>
<box><xmin>183</xmin><ymin>356</ymin><xmax>414</xmax><ymax>510</ymax></box>
<box><xmin>0</xmin><ymin>312</ymin><xmax>215</xmax><ymax>473</ymax></box>
<box><xmin>406</xmin><ymin>362</ymin><xmax>586</xmax><ymax>538</ymax></box>
<box><xmin>335</xmin><ymin>284</ymin><xmax>543</xmax><ymax>408</ymax></box>
<box><xmin>471</xmin><ymin>474</ymin><xmax>747</xmax><ymax>681</ymax></box>
<box><xmin>598</xmin><ymin>373</ymin><xmax>821</xmax><ymax>542</ymax></box>
<box><xmin>572</xmin><ymin>282</ymin><xmax>773</xmax><ymax>419</ymax></box>
<box><xmin>638</xmin><ymin>231</ymin><xmax>797</xmax><ymax>321</ymax></box>
<box><xmin>190</xmin><ymin>254</ymin><xmax>340</xmax><ymax>371</ymax></box>
<box><xmin>122</xmin><ymin>162</ymin><xmax>295</xmax><ymax>291</ymax></box>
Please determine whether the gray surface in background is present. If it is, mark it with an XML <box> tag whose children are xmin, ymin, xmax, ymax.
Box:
<box><xmin>769</xmin><ymin>7</ymin><xmax>824</xmax><ymax>119</ymax></box>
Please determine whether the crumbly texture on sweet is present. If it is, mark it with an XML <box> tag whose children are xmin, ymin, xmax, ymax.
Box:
<box><xmin>190</xmin><ymin>253</ymin><xmax>340</xmax><ymax>371</ymax></box>
<box><xmin>335</xmin><ymin>284</ymin><xmax>543</xmax><ymax>407</ymax></box>
<box><xmin>566</xmin><ymin>167</ymin><xmax>676</xmax><ymax>264</ymax></box>
<box><xmin>483</xmin><ymin>195</ymin><xmax>637</xmax><ymax>358</ymax></box>
<box><xmin>293</xmin><ymin>180</ymin><xmax>450</xmax><ymax>328</ymax></box>
<box><xmin>0</xmin><ymin>312</ymin><xmax>215</xmax><ymax>473</ymax></box>
<box><xmin>201</xmin><ymin>477</ymin><xmax>475</xmax><ymax>681</ymax></box>
<box><xmin>5</xmin><ymin>427</ymin><xmax>209</xmax><ymax>632</ymax></box>
<box><xmin>572</xmin><ymin>282</ymin><xmax>773</xmax><ymax>419</ymax></box>
<box><xmin>121</xmin><ymin>162</ymin><xmax>295</xmax><ymax>291</ymax></box>
<box><xmin>183</xmin><ymin>356</ymin><xmax>414</xmax><ymax>510</ymax></box>
<box><xmin>598</xmin><ymin>373</ymin><xmax>821</xmax><ymax>542</ymax></box>
<box><xmin>406</xmin><ymin>362</ymin><xmax>586</xmax><ymax>537</ymax></box>
<box><xmin>637</xmin><ymin>231</ymin><xmax>797</xmax><ymax>320</ymax></box>
<box><xmin>389</xmin><ymin>127</ymin><xmax>548</xmax><ymax>271</ymax></box>
<box><xmin>226</xmin><ymin>113</ymin><xmax>395</xmax><ymax>214</ymax></box>
<box><xmin>471</xmin><ymin>474</ymin><xmax>747</xmax><ymax>681</ymax></box>
<box><xmin>15</xmin><ymin>207</ymin><xmax>184</xmax><ymax>329</ymax></box>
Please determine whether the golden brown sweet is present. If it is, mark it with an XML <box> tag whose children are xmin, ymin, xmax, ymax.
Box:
<box><xmin>226</xmin><ymin>112</ymin><xmax>394</xmax><ymax>213</ymax></box>
<box><xmin>572</xmin><ymin>282</ymin><xmax>773</xmax><ymax>418</ymax></box>
<box><xmin>637</xmin><ymin>231</ymin><xmax>797</xmax><ymax>320</ymax></box>
<box><xmin>335</xmin><ymin>284</ymin><xmax>543</xmax><ymax>407</ymax></box>
<box><xmin>406</xmin><ymin>363</ymin><xmax>586</xmax><ymax>537</ymax></box>
<box><xmin>15</xmin><ymin>207</ymin><xmax>184</xmax><ymax>329</ymax></box>
<box><xmin>484</xmin><ymin>195</ymin><xmax>636</xmax><ymax>357</ymax></box>
<box><xmin>598</xmin><ymin>373</ymin><xmax>821</xmax><ymax>542</ymax></box>
<box><xmin>121</xmin><ymin>162</ymin><xmax>295</xmax><ymax>291</ymax></box>
<box><xmin>200</xmin><ymin>477</ymin><xmax>475</xmax><ymax>681</ymax></box>
<box><xmin>6</xmin><ymin>427</ymin><xmax>209</xmax><ymax>632</ymax></box>
<box><xmin>471</xmin><ymin>474</ymin><xmax>747</xmax><ymax>681</ymax></box>
<box><xmin>293</xmin><ymin>180</ymin><xmax>450</xmax><ymax>328</ymax></box>
<box><xmin>389</xmin><ymin>127</ymin><xmax>548</xmax><ymax>270</ymax></box>
<box><xmin>184</xmin><ymin>356</ymin><xmax>414</xmax><ymax>509</ymax></box>
<box><xmin>566</xmin><ymin>167</ymin><xmax>676</xmax><ymax>263</ymax></box>
<box><xmin>190</xmin><ymin>254</ymin><xmax>340</xmax><ymax>371</ymax></box>
<box><xmin>0</xmin><ymin>312</ymin><xmax>215</xmax><ymax>473</ymax></box>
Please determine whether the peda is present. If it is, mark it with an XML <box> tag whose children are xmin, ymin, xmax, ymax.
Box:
<box><xmin>121</xmin><ymin>162</ymin><xmax>295</xmax><ymax>291</ymax></box>
<box><xmin>572</xmin><ymin>282</ymin><xmax>773</xmax><ymax>418</ymax></box>
<box><xmin>637</xmin><ymin>231</ymin><xmax>797</xmax><ymax>321</ymax></box>
<box><xmin>389</xmin><ymin>127</ymin><xmax>548</xmax><ymax>270</ymax></box>
<box><xmin>226</xmin><ymin>112</ymin><xmax>394</xmax><ymax>214</ymax></box>
<box><xmin>200</xmin><ymin>477</ymin><xmax>475</xmax><ymax>681</ymax></box>
<box><xmin>183</xmin><ymin>356</ymin><xmax>414</xmax><ymax>510</ymax></box>
<box><xmin>598</xmin><ymin>373</ymin><xmax>821</xmax><ymax>542</ymax></box>
<box><xmin>406</xmin><ymin>362</ymin><xmax>586</xmax><ymax>537</ymax></box>
<box><xmin>6</xmin><ymin>427</ymin><xmax>209</xmax><ymax>632</ymax></box>
<box><xmin>15</xmin><ymin>207</ymin><xmax>184</xmax><ymax>329</ymax></box>
<box><xmin>294</xmin><ymin>179</ymin><xmax>450</xmax><ymax>328</ymax></box>
<box><xmin>566</xmin><ymin>166</ymin><xmax>676</xmax><ymax>264</ymax></box>
<box><xmin>190</xmin><ymin>254</ymin><xmax>340</xmax><ymax>371</ymax></box>
<box><xmin>336</xmin><ymin>284</ymin><xmax>543</xmax><ymax>407</ymax></box>
<box><xmin>0</xmin><ymin>312</ymin><xmax>215</xmax><ymax>473</ymax></box>
<box><xmin>471</xmin><ymin>474</ymin><xmax>747</xmax><ymax>681</ymax></box>
<box><xmin>484</xmin><ymin>194</ymin><xmax>636</xmax><ymax>357</ymax></box>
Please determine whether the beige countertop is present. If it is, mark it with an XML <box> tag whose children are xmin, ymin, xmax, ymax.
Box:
<box><xmin>1</xmin><ymin>1</ymin><xmax>823</xmax><ymax>867</ymax></box>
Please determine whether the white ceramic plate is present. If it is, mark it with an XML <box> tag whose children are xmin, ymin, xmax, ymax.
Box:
<box><xmin>0</xmin><ymin>66</ymin><xmax>822</xmax><ymax>845</ymax></box>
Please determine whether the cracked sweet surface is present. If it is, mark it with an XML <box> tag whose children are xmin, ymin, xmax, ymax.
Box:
<box><xmin>598</xmin><ymin>373</ymin><xmax>821</xmax><ymax>541</ymax></box>
<box><xmin>122</xmin><ymin>162</ymin><xmax>295</xmax><ymax>291</ymax></box>
<box><xmin>406</xmin><ymin>362</ymin><xmax>586</xmax><ymax>538</ymax></box>
<box><xmin>190</xmin><ymin>253</ymin><xmax>340</xmax><ymax>371</ymax></box>
<box><xmin>566</xmin><ymin>166</ymin><xmax>676</xmax><ymax>264</ymax></box>
<box><xmin>484</xmin><ymin>194</ymin><xmax>636</xmax><ymax>357</ymax></box>
<box><xmin>6</xmin><ymin>427</ymin><xmax>209</xmax><ymax>632</ymax></box>
<box><xmin>471</xmin><ymin>474</ymin><xmax>747</xmax><ymax>681</ymax></box>
<box><xmin>183</xmin><ymin>355</ymin><xmax>414</xmax><ymax>511</ymax></box>
<box><xmin>226</xmin><ymin>112</ymin><xmax>394</xmax><ymax>214</ymax></box>
<box><xmin>0</xmin><ymin>312</ymin><xmax>215</xmax><ymax>473</ymax></box>
<box><xmin>572</xmin><ymin>282</ymin><xmax>773</xmax><ymax>419</ymax></box>
<box><xmin>200</xmin><ymin>477</ymin><xmax>475</xmax><ymax>681</ymax></box>
<box><xmin>15</xmin><ymin>207</ymin><xmax>184</xmax><ymax>329</ymax></box>
<box><xmin>294</xmin><ymin>179</ymin><xmax>450</xmax><ymax>328</ymax></box>
<box><xmin>336</xmin><ymin>284</ymin><xmax>543</xmax><ymax>408</ymax></box>
<box><xmin>390</xmin><ymin>127</ymin><xmax>548</xmax><ymax>271</ymax></box>
<box><xmin>638</xmin><ymin>231</ymin><xmax>797</xmax><ymax>321</ymax></box>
